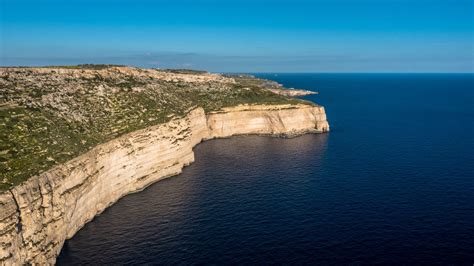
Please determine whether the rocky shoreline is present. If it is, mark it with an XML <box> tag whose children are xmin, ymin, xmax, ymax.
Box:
<box><xmin>0</xmin><ymin>66</ymin><xmax>329</xmax><ymax>264</ymax></box>
<box><xmin>269</xmin><ymin>88</ymin><xmax>318</xmax><ymax>97</ymax></box>
<box><xmin>0</xmin><ymin>104</ymin><xmax>329</xmax><ymax>264</ymax></box>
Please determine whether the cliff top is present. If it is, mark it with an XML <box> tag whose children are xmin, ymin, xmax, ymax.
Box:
<box><xmin>0</xmin><ymin>65</ymin><xmax>316</xmax><ymax>190</ymax></box>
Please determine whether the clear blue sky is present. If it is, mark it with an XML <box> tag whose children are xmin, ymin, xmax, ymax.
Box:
<box><xmin>1</xmin><ymin>0</ymin><xmax>473</xmax><ymax>72</ymax></box>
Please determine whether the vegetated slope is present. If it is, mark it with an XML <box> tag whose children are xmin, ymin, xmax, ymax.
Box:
<box><xmin>0</xmin><ymin>65</ymin><xmax>310</xmax><ymax>190</ymax></box>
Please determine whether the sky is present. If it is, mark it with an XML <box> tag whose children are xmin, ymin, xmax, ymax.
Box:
<box><xmin>1</xmin><ymin>0</ymin><xmax>473</xmax><ymax>72</ymax></box>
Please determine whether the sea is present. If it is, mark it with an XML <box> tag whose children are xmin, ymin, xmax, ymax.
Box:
<box><xmin>57</xmin><ymin>73</ymin><xmax>474</xmax><ymax>265</ymax></box>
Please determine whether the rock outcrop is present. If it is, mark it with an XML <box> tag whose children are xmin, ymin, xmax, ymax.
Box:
<box><xmin>268</xmin><ymin>88</ymin><xmax>318</xmax><ymax>97</ymax></box>
<box><xmin>0</xmin><ymin>104</ymin><xmax>328</xmax><ymax>265</ymax></box>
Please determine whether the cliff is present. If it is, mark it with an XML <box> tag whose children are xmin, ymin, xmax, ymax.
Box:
<box><xmin>0</xmin><ymin>66</ymin><xmax>329</xmax><ymax>264</ymax></box>
<box><xmin>0</xmin><ymin>66</ymin><xmax>311</xmax><ymax>190</ymax></box>
<box><xmin>0</xmin><ymin>104</ymin><xmax>328</xmax><ymax>265</ymax></box>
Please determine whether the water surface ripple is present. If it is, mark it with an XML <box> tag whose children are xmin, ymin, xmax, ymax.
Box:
<box><xmin>58</xmin><ymin>74</ymin><xmax>474</xmax><ymax>265</ymax></box>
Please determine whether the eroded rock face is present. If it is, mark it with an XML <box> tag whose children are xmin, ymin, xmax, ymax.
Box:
<box><xmin>0</xmin><ymin>105</ymin><xmax>328</xmax><ymax>265</ymax></box>
<box><xmin>207</xmin><ymin>104</ymin><xmax>329</xmax><ymax>138</ymax></box>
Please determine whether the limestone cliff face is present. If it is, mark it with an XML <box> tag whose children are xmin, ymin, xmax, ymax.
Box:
<box><xmin>206</xmin><ymin>104</ymin><xmax>329</xmax><ymax>138</ymax></box>
<box><xmin>0</xmin><ymin>104</ymin><xmax>328</xmax><ymax>265</ymax></box>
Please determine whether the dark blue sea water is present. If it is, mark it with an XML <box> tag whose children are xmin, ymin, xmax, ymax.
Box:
<box><xmin>57</xmin><ymin>74</ymin><xmax>474</xmax><ymax>265</ymax></box>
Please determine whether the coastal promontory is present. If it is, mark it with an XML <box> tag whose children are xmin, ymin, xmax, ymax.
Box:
<box><xmin>0</xmin><ymin>65</ymin><xmax>329</xmax><ymax>264</ymax></box>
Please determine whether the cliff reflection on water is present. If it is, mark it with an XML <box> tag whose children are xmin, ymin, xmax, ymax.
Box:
<box><xmin>58</xmin><ymin>135</ymin><xmax>329</xmax><ymax>265</ymax></box>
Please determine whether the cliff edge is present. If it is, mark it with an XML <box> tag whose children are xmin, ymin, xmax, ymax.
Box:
<box><xmin>0</xmin><ymin>66</ymin><xmax>329</xmax><ymax>264</ymax></box>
